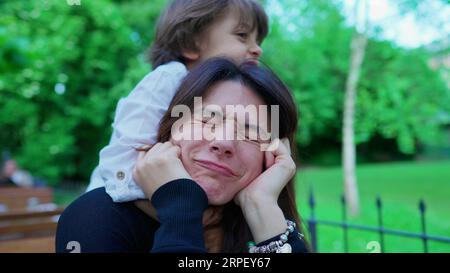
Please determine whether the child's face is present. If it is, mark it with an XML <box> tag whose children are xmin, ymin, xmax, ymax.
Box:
<box><xmin>189</xmin><ymin>12</ymin><xmax>263</xmax><ymax>67</ymax></box>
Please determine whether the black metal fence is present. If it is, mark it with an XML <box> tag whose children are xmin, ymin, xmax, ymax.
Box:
<box><xmin>307</xmin><ymin>190</ymin><xmax>450</xmax><ymax>253</ymax></box>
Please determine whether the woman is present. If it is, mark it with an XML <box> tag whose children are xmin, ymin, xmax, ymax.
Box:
<box><xmin>56</xmin><ymin>58</ymin><xmax>308</xmax><ymax>253</ymax></box>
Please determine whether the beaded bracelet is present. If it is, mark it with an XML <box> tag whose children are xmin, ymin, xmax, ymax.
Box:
<box><xmin>247</xmin><ymin>220</ymin><xmax>303</xmax><ymax>253</ymax></box>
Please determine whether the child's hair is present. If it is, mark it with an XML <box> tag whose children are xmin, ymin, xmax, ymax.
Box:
<box><xmin>150</xmin><ymin>0</ymin><xmax>268</xmax><ymax>69</ymax></box>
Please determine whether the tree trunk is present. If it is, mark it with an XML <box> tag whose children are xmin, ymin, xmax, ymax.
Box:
<box><xmin>343</xmin><ymin>30</ymin><xmax>367</xmax><ymax>217</ymax></box>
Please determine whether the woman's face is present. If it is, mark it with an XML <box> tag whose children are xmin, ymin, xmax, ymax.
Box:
<box><xmin>173</xmin><ymin>80</ymin><xmax>270</xmax><ymax>205</ymax></box>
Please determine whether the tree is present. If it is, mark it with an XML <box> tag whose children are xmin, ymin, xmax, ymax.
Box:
<box><xmin>0</xmin><ymin>0</ymin><xmax>154</xmax><ymax>184</ymax></box>
<box><xmin>263</xmin><ymin>0</ymin><xmax>449</xmax><ymax>192</ymax></box>
<box><xmin>1</xmin><ymin>0</ymin><xmax>448</xmax><ymax>186</ymax></box>
<box><xmin>342</xmin><ymin>0</ymin><xmax>369</xmax><ymax>216</ymax></box>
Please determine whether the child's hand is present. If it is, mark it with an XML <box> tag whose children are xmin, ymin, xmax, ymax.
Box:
<box><xmin>133</xmin><ymin>141</ymin><xmax>191</xmax><ymax>200</ymax></box>
<box><xmin>234</xmin><ymin>138</ymin><xmax>295</xmax><ymax>207</ymax></box>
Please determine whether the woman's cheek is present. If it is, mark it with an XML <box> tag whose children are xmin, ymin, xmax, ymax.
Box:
<box><xmin>244</xmin><ymin>149</ymin><xmax>264</xmax><ymax>175</ymax></box>
<box><xmin>235</xmin><ymin>157</ymin><xmax>263</xmax><ymax>190</ymax></box>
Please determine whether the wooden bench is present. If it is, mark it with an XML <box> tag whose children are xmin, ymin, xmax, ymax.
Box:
<box><xmin>0</xmin><ymin>206</ymin><xmax>64</xmax><ymax>253</ymax></box>
<box><xmin>0</xmin><ymin>187</ymin><xmax>54</xmax><ymax>211</ymax></box>
<box><xmin>0</xmin><ymin>236</ymin><xmax>56</xmax><ymax>253</ymax></box>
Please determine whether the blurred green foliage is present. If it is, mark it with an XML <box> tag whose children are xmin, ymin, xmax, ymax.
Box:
<box><xmin>0</xmin><ymin>0</ymin><xmax>449</xmax><ymax>184</ymax></box>
<box><xmin>263</xmin><ymin>0</ymin><xmax>450</xmax><ymax>161</ymax></box>
<box><xmin>0</xmin><ymin>0</ymin><xmax>164</xmax><ymax>184</ymax></box>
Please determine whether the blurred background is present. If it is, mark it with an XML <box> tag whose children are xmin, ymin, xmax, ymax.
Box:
<box><xmin>0</xmin><ymin>0</ymin><xmax>449</xmax><ymax>252</ymax></box>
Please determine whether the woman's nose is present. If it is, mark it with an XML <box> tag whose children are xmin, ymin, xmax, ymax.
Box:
<box><xmin>209</xmin><ymin>140</ymin><xmax>236</xmax><ymax>157</ymax></box>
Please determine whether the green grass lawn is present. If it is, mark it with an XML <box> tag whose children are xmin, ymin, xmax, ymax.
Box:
<box><xmin>295</xmin><ymin>160</ymin><xmax>450</xmax><ymax>253</ymax></box>
<box><xmin>52</xmin><ymin>161</ymin><xmax>449</xmax><ymax>252</ymax></box>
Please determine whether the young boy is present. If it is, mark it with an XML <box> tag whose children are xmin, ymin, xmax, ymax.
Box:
<box><xmin>89</xmin><ymin>0</ymin><xmax>269</xmax><ymax>202</ymax></box>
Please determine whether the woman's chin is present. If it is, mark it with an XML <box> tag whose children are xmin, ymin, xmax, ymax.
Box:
<box><xmin>193</xmin><ymin>178</ymin><xmax>230</xmax><ymax>205</ymax></box>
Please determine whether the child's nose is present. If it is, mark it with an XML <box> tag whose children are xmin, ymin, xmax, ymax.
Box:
<box><xmin>250</xmin><ymin>44</ymin><xmax>263</xmax><ymax>58</ymax></box>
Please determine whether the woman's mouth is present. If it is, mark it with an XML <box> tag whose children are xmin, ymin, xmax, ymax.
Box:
<box><xmin>194</xmin><ymin>160</ymin><xmax>236</xmax><ymax>177</ymax></box>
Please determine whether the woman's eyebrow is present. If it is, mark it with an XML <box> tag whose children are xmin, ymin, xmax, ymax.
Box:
<box><xmin>202</xmin><ymin>106</ymin><xmax>269</xmax><ymax>134</ymax></box>
<box><xmin>202</xmin><ymin>107</ymin><xmax>224</xmax><ymax>118</ymax></box>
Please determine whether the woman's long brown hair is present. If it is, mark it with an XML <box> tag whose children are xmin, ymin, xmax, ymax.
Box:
<box><xmin>156</xmin><ymin>58</ymin><xmax>305</xmax><ymax>252</ymax></box>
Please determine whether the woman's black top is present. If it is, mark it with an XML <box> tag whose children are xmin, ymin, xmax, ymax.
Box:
<box><xmin>55</xmin><ymin>179</ymin><xmax>308</xmax><ymax>253</ymax></box>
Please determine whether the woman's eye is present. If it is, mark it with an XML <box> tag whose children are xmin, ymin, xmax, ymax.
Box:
<box><xmin>201</xmin><ymin>116</ymin><xmax>220</xmax><ymax>125</ymax></box>
<box><xmin>243</xmin><ymin>131</ymin><xmax>261</xmax><ymax>143</ymax></box>
<box><xmin>202</xmin><ymin>118</ymin><xmax>212</xmax><ymax>125</ymax></box>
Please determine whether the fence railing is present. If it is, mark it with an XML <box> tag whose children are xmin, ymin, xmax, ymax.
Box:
<box><xmin>307</xmin><ymin>190</ymin><xmax>450</xmax><ymax>253</ymax></box>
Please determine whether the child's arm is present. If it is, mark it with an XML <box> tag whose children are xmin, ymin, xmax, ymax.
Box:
<box><xmin>98</xmin><ymin>62</ymin><xmax>188</xmax><ymax>202</ymax></box>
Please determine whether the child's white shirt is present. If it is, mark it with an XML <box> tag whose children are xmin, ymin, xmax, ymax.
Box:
<box><xmin>90</xmin><ymin>61</ymin><xmax>188</xmax><ymax>202</ymax></box>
